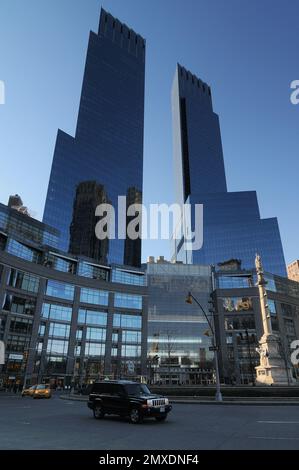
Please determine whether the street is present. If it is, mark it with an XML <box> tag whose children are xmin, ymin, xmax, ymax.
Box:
<box><xmin>0</xmin><ymin>394</ymin><xmax>299</xmax><ymax>450</ymax></box>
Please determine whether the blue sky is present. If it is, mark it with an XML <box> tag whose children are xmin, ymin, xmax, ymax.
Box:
<box><xmin>0</xmin><ymin>0</ymin><xmax>298</xmax><ymax>264</ymax></box>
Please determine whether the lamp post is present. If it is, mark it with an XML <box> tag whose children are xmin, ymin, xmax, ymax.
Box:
<box><xmin>186</xmin><ymin>292</ymin><xmax>223</xmax><ymax>402</ymax></box>
<box><xmin>244</xmin><ymin>328</ymin><xmax>256</xmax><ymax>386</ymax></box>
<box><xmin>148</xmin><ymin>354</ymin><xmax>159</xmax><ymax>384</ymax></box>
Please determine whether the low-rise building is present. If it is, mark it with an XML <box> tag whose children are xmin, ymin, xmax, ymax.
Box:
<box><xmin>288</xmin><ymin>260</ymin><xmax>299</xmax><ymax>283</ymax></box>
<box><xmin>213</xmin><ymin>264</ymin><xmax>299</xmax><ymax>385</ymax></box>
<box><xmin>0</xmin><ymin>203</ymin><xmax>147</xmax><ymax>389</ymax></box>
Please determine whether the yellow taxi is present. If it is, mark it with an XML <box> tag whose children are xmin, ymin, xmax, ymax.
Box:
<box><xmin>33</xmin><ymin>384</ymin><xmax>52</xmax><ymax>399</ymax></box>
<box><xmin>22</xmin><ymin>385</ymin><xmax>37</xmax><ymax>397</ymax></box>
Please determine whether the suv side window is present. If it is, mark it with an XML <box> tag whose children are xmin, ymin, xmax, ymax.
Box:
<box><xmin>92</xmin><ymin>383</ymin><xmax>112</xmax><ymax>395</ymax></box>
<box><xmin>91</xmin><ymin>383</ymin><xmax>104</xmax><ymax>393</ymax></box>
<box><xmin>113</xmin><ymin>385</ymin><xmax>126</xmax><ymax>397</ymax></box>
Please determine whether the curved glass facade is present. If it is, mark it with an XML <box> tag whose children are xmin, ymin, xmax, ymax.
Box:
<box><xmin>147</xmin><ymin>263</ymin><xmax>214</xmax><ymax>385</ymax></box>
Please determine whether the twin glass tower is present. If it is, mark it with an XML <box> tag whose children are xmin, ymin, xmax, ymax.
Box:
<box><xmin>43</xmin><ymin>8</ymin><xmax>286</xmax><ymax>275</ymax></box>
<box><xmin>43</xmin><ymin>9</ymin><xmax>145</xmax><ymax>267</ymax></box>
<box><xmin>171</xmin><ymin>65</ymin><xmax>286</xmax><ymax>276</ymax></box>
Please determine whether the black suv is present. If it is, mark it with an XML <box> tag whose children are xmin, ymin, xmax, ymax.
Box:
<box><xmin>87</xmin><ymin>380</ymin><xmax>172</xmax><ymax>424</ymax></box>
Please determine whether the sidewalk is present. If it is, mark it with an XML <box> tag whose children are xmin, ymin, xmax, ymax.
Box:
<box><xmin>60</xmin><ymin>394</ymin><xmax>299</xmax><ymax>406</ymax></box>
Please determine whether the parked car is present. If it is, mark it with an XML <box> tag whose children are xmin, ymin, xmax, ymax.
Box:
<box><xmin>33</xmin><ymin>384</ymin><xmax>52</xmax><ymax>399</ymax></box>
<box><xmin>21</xmin><ymin>385</ymin><xmax>37</xmax><ymax>397</ymax></box>
<box><xmin>87</xmin><ymin>380</ymin><xmax>172</xmax><ymax>424</ymax></box>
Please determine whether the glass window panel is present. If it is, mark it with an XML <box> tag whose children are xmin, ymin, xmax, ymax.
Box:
<box><xmin>8</xmin><ymin>269</ymin><xmax>40</xmax><ymax>293</ymax></box>
<box><xmin>3</xmin><ymin>294</ymin><xmax>36</xmax><ymax>316</ymax></box>
<box><xmin>114</xmin><ymin>293</ymin><xmax>142</xmax><ymax>309</ymax></box>
<box><xmin>78</xmin><ymin>309</ymin><xmax>107</xmax><ymax>326</ymax></box>
<box><xmin>122</xmin><ymin>330</ymin><xmax>141</xmax><ymax>343</ymax></box>
<box><xmin>84</xmin><ymin>342</ymin><xmax>105</xmax><ymax>357</ymax></box>
<box><xmin>46</xmin><ymin>339</ymin><xmax>69</xmax><ymax>355</ymax></box>
<box><xmin>267</xmin><ymin>299</ymin><xmax>276</xmax><ymax>314</ymax></box>
<box><xmin>217</xmin><ymin>275</ymin><xmax>254</xmax><ymax>289</ymax></box>
<box><xmin>112</xmin><ymin>269</ymin><xmax>145</xmax><ymax>286</ymax></box>
<box><xmin>49</xmin><ymin>322</ymin><xmax>70</xmax><ymax>338</ymax></box>
<box><xmin>46</xmin><ymin>280</ymin><xmax>74</xmax><ymax>300</ymax></box>
<box><xmin>113</xmin><ymin>313</ymin><xmax>141</xmax><ymax>329</ymax></box>
<box><xmin>6</xmin><ymin>239</ymin><xmax>41</xmax><ymax>263</ymax></box>
<box><xmin>76</xmin><ymin>329</ymin><xmax>83</xmax><ymax>340</ymax></box>
<box><xmin>86</xmin><ymin>327</ymin><xmax>106</xmax><ymax>341</ymax></box>
<box><xmin>121</xmin><ymin>345</ymin><xmax>141</xmax><ymax>357</ymax></box>
<box><xmin>80</xmin><ymin>288</ymin><xmax>108</xmax><ymax>306</ymax></box>
<box><xmin>41</xmin><ymin>303</ymin><xmax>72</xmax><ymax>322</ymax></box>
<box><xmin>78</xmin><ymin>262</ymin><xmax>109</xmax><ymax>281</ymax></box>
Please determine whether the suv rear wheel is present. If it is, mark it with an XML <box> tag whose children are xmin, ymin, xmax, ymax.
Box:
<box><xmin>130</xmin><ymin>408</ymin><xmax>143</xmax><ymax>424</ymax></box>
<box><xmin>93</xmin><ymin>404</ymin><xmax>105</xmax><ymax>419</ymax></box>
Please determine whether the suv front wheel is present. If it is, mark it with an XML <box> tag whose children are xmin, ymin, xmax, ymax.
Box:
<box><xmin>93</xmin><ymin>404</ymin><xmax>105</xmax><ymax>419</ymax></box>
<box><xmin>129</xmin><ymin>408</ymin><xmax>143</xmax><ymax>424</ymax></box>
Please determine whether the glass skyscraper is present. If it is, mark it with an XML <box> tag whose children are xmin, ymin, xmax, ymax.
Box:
<box><xmin>43</xmin><ymin>9</ymin><xmax>145</xmax><ymax>267</ymax></box>
<box><xmin>172</xmin><ymin>64</ymin><xmax>286</xmax><ymax>276</ymax></box>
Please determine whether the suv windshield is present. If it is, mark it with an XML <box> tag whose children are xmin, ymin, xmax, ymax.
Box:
<box><xmin>124</xmin><ymin>384</ymin><xmax>151</xmax><ymax>396</ymax></box>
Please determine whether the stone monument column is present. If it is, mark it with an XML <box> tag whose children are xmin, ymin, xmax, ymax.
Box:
<box><xmin>255</xmin><ymin>254</ymin><xmax>291</xmax><ymax>385</ymax></box>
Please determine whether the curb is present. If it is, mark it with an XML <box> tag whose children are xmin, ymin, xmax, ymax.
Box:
<box><xmin>59</xmin><ymin>395</ymin><xmax>299</xmax><ymax>406</ymax></box>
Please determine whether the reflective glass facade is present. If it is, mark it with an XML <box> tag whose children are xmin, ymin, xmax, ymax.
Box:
<box><xmin>172</xmin><ymin>64</ymin><xmax>286</xmax><ymax>276</ymax></box>
<box><xmin>111</xmin><ymin>268</ymin><xmax>145</xmax><ymax>286</ymax></box>
<box><xmin>43</xmin><ymin>9</ymin><xmax>145</xmax><ymax>267</ymax></box>
<box><xmin>0</xmin><ymin>203</ymin><xmax>59</xmax><ymax>248</ymax></box>
<box><xmin>147</xmin><ymin>263</ymin><xmax>214</xmax><ymax>385</ymax></box>
<box><xmin>80</xmin><ymin>288</ymin><xmax>109</xmax><ymax>306</ymax></box>
<box><xmin>114</xmin><ymin>293</ymin><xmax>142</xmax><ymax>310</ymax></box>
<box><xmin>45</xmin><ymin>280</ymin><xmax>74</xmax><ymax>301</ymax></box>
<box><xmin>0</xmin><ymin>212</ymin><xmax>147</xmax><ymax>389</ymax></box>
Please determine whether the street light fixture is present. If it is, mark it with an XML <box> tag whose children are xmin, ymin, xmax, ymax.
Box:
<box><xmin>186</xmin><ymin>292</ymin><xmax>223</xmax><ymax>402</ymax></box>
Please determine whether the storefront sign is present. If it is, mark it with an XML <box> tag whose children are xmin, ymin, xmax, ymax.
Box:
<box><xmin>223</xmin><ymin>297</ymin><xmax>253</xmax><ymax>312</ymax></box>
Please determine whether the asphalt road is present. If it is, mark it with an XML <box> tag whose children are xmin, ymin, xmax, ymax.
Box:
<box><xmin>1</xmin><ymin>394</ymin><xmax>299</xmax><ymax>450</ymax></box>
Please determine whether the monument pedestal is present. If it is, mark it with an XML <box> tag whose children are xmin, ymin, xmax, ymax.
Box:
<box><xmin>255</xmin><ymin>334</ymin><xmax>291</xmax><ymax>385</ymax></box>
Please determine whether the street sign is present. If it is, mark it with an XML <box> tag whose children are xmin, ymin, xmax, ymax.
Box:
<box><xmin>9</xmin><ymin>354</ymin><xmax>23</xmax><ymax>361</ymax></box>
<box><xmin>209</xmin><ymin>346</ymin><xmax>218</xmax><ymax>352</ymax></box>
<box><xmin>127</xmin><ymin>361</ymin><xmax>135</xmax><ymax>373</ymax></box>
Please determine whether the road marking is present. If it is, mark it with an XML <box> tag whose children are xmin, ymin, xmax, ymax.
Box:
<box><xmin>250</xmin><ymin>436</ymin><xmax>299</xmax><ymax>440</ymax></box>
<box><xmin>258</xmin><ymin>421</ymin><xmax>299</xmax><ymax>424</ymax></box>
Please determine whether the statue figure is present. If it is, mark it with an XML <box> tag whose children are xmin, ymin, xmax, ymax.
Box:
<box><xmin>255</xmin><ymin>253</ymin><xmax>262</xmax><ymax>272</ymax></box>
<box><xmin>255</xmin><ymin>345</ymin><xmax>269</xmax><ymax>367</ymax></box>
